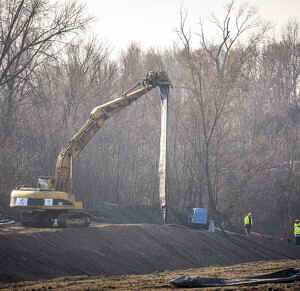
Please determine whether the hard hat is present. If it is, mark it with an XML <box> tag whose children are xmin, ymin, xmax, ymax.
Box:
<box><xmin>249</xmin><ymin>213</ymin><xmax>252</xmax><ymax>216</ymax></box>
<box><xmin>296</xmin><ymin>219</ymin><xmax>299</xmax><ymax>222</ymax></box>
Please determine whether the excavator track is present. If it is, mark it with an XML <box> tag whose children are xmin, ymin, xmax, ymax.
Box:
<box><xmin>21</xmin><ymin>210</ymin><xmax>57</xmax><ymax>227</ymax></box>
<box><xmin>57</xmin><ymin>212</ymin><xmax>90</xmax><ymax>227</ymax></box>
<box><xmin>20</xmin><ymin>210</ymin><xmax>90</xmax><ymax>228</ymax></box>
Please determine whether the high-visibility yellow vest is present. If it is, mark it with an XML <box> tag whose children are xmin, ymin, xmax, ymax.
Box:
<box><xmin>244</xmin><ymin>215</ymin><xmax>252</xmax><ymax>225</ymax></box>
<box><xmin>295</xmin><ymin>222</ymin><xmax>299</xmax><ymax>229</ymax></box>
<box><xmin>295</xmin><ymin>225</ymin><xmax>300</xmax><ymax>236</ymax></box>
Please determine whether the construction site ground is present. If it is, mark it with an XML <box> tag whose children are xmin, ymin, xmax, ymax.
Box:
<box><xmin>0</xmin><ymin>204</ymin><xmax>299</xmax><ymax>290</ymax></box>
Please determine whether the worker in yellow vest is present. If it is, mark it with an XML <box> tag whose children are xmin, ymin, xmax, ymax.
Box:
<box><xmin>294</xmin><ymin>219</ymin><xmax>299</xmax><ymax>230</ymax></box>
<box><xmin>244</xmin><ymin>213</ymin><xmax>252</xmax><ymax>236</ymax></box>
<box><xmin>295</xmin><ymin>223</ymin><xmax>300</xmax><ymax>245</ymax></box>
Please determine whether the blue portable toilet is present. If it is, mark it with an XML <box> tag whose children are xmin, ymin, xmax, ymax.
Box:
<box><xmin>191</xmin><ymin>208</ymin><xmax>209</xmax><ymax>229</ymax></box>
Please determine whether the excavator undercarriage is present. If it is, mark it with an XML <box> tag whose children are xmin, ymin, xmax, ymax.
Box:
<box><xmin>20</xmin><ymin>210</ymin><xmax>90</xmax><ymax>228</ymax></box>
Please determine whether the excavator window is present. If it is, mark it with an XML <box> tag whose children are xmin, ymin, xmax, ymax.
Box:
<box><xmin>37</xmin><ymin>178</ymin><xmax>48</xmax><ymax>189</ymax></box>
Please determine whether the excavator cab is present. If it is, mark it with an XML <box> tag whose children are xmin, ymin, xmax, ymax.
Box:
<box><xmin>37</xmin><ymin>177</ymin><xmax>54</xmax><ymax>190</ymax></box>
<box><xmin>37</xmin><ymin>178</ymin><xmax>49</xmax><ymax>189</ymax></box>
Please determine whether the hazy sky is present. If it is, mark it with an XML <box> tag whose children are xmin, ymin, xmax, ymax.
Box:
<box><xmin>79</xmin><ymin>0</ymin><xmax>300</xmax><ymax>54</ymax></box>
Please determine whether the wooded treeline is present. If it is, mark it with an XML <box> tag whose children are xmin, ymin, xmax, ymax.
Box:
<box><xmin>1</xmin><ymin>0</ymin><xmax>299</xmax><ymax>237</ymax></box>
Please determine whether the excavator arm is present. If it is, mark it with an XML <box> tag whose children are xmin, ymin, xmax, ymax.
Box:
<box><xmin>54</xmin><ymin>71</ymin><xmax>172</xmax><ymax>192</ymax></box>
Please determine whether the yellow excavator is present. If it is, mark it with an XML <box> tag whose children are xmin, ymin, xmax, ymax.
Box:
<box><xmin>10</xmin><ymin>71</ymin><xmax>172</xmax><ymax>227</ymax></box>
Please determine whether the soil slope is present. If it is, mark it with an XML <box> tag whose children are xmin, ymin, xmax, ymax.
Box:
<box><xmin>0</xmin><ymin>222</ymin><xmax>299</xmax><ymax>285</ymax></box>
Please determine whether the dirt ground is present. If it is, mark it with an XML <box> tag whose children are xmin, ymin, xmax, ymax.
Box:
<box><xmin>1</xmin><ymin>259</ymin><xmax>299</xmax><ymax>290</ymax></box>
<box><xmin>0</xmin><ymin>204</ymin><xmax>299</xmax><ymax>290</ymax></box>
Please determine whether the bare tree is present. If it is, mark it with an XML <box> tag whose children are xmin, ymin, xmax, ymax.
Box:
<box><xmin>175</xmin><ymin>1</ymin><xmax>271</xmax><ymax>222</ymax></box>
<box><xmin>0</xmin><ymin>0</ymin><xmax>94</xmax><ymax>213</ymax></box>
<box><xmin>0</xmin><ymin>0</ymin><xmax>93</xmax><ymax>139</ymax></box>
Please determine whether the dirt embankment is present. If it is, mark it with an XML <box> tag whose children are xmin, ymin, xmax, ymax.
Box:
<box><xmin>0</xmin><ymin>221</ymin><xmax>299</xmax><ymax>285</ymax></box>
<box><xmin>1</xmin><ymin>204</ymin><xmax>299</xmax><ymax>290</ymax></box>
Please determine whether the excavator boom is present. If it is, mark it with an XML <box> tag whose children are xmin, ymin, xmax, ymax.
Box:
<box><xmin>54</xmin><ymin>71</ymin><xmax>172</xmax><ymax>192</ymax></box>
